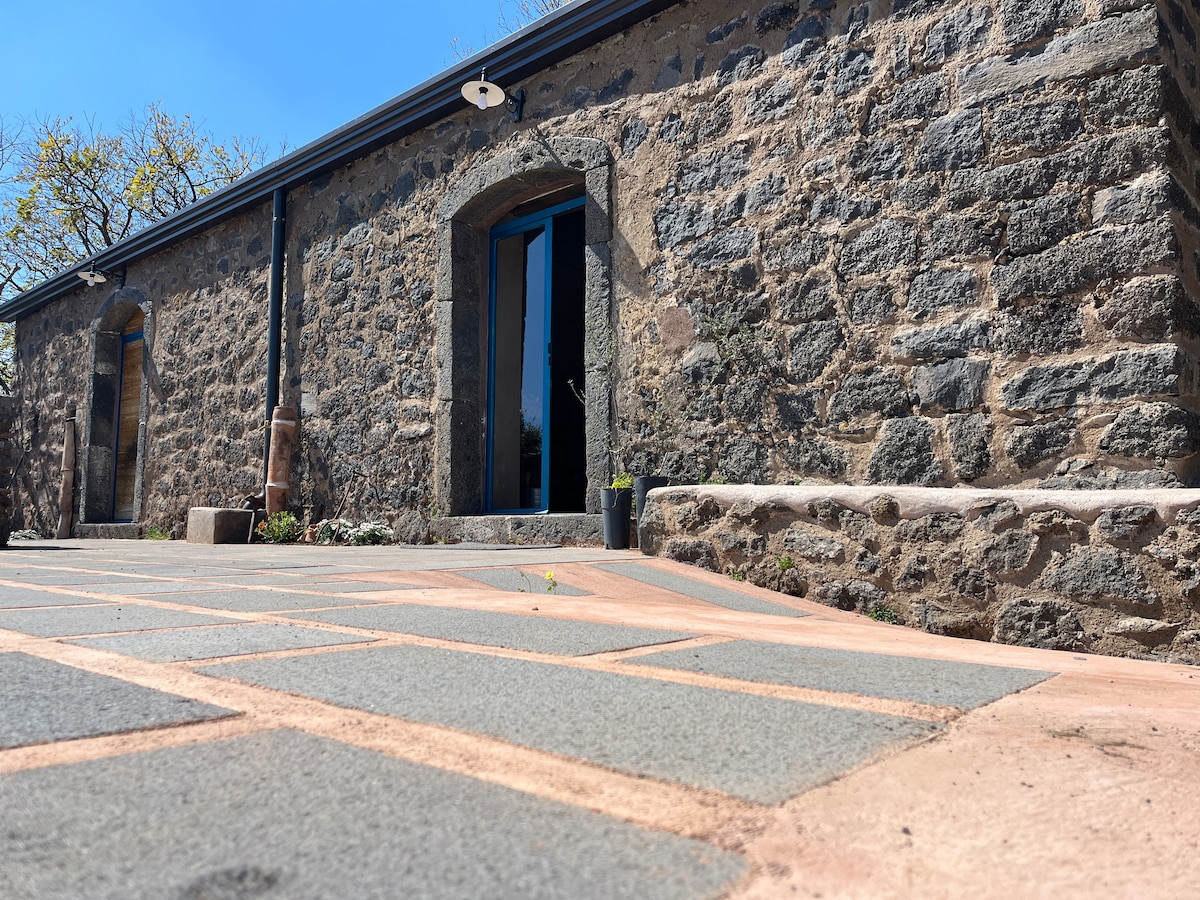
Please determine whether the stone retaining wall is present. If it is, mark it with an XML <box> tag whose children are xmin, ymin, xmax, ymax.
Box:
<box><xmin>641</xmin><ymin>484</ymin><xmax>1200</xmax><ymax>664</ymax></box>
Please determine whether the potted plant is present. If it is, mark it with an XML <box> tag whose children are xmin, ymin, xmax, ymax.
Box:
<box><xmin>600</xmin><ymin>472</ymin><xmax>634</xmax><ymax>550</ymax></box>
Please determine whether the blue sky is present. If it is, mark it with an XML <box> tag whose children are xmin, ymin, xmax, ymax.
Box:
<box><xmin>4</xmin><ymin>0</ymin><xmax>537</xmax><ymax>155</ymax></box>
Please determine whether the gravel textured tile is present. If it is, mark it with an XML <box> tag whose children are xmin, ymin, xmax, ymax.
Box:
<box><xmin>78</xmin><ymin>581</ymin><xmax>231</xmax><ymax>595</ymax></box>
<box><xmin>156</xmin><ymin>590</ymin><xmax>398</xmax><ymax>613</ymax></box>
<box><xmin>0</xmin><ymin>729</ymin><xmax>744</xmax><ymax>899</ymax></box>
<box><xmin>298</xmin><ymin>580</ymin><xmax>422</xmax><ymax>593</ymax></box>
<box><xmin>1</xmin><ymin>572</ymin><xmax>141</xmax><ymax>586</ymax></box>
<box><xmin>629</xmin><ymin>641</ymin><xmax>1055</xmax><ymax>710</ymax></box>
<box><xmin>0</xmin><ymin>604</ymin><xmax>235</xmax><ymax>637</ymax></box>
<box><xmin>203</xmin><ymin>646</ymin><xmax>937</xmax><ymax>804</ymax></box>
<box><xmin>456</xmin><ymin>568</ymin><xmax>591</xmax><ymax>596</ymax></box>
<box><xmin>0</xmin><ymin>587</ymin><xmax>110</xmax><ymax>609</ymax></box>
<box><xmin>70</xmin><ymin>623</ymin><xmax>376</xmax><ymax>663</ymax></box>
<box><xmin>596</xmin><ymin>562</ymin><xmax>807</xmax><ymax>617</ymax></box>
<box><xmin>0</xmin><ymin>652</ymin><xmax>236</xmax><ymax>748</ymax></box>
<box><xmin>284</xmin><ymin>605</ymin><xmax>693</xmax><ymax>656</ymax></box>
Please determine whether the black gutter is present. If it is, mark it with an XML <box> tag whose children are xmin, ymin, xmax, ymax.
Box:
<box><xmin>263</xmin><ymin>187</ymin><xmax>286</xmax><ymax>481</ymax></box>
<box><xmin>0</xmin><ymin>0</ymin><xmax>681</xmax><ymax>323</ymax></box>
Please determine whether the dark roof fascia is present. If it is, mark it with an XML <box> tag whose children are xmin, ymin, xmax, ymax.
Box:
<box><xmin>0</xmin><ymin>0</ymin><xmax>681</xmax><ymax>323</ymax></box>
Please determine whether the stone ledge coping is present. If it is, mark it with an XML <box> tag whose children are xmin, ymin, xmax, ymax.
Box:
<box><xmin>649</xmin><ymin>485</ymin><xmax>1200</xmax><ymax>524</ymax></box>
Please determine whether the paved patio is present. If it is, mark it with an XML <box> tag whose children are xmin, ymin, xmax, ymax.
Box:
<box><xmin>1</xmin><ymin>539</ymin><xmax>1197</xmax><ymax>898</ymax></box>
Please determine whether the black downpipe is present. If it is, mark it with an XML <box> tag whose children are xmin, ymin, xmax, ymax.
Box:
<box><xmin>264</xmin><ymin>187</ymin><xmax>286</xmax><ymax>482</ymax></box>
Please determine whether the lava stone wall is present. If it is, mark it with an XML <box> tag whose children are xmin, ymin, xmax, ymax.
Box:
<box><xmin>641</xmin><ymin>484</ymin><xmax>1200</xmax><ymax>664</ymax></box>
<box><xmin>11</xmin><ymin>0</ymin><xmax>1200</xmax><ymax>536</ymax></box>
<box><xmin>12</xmin><ymin>206</ymin><xmax>273</xmax><ymax>536</ymax></box>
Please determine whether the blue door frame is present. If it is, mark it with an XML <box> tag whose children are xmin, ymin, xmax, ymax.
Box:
<box><xmin>485</xmin><ymin>196</ymin><xmax>585</xmax><ymax>514</ymax></box>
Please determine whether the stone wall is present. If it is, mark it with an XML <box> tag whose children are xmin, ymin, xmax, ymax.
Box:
<box><xmin>13</xmin><ymin>206</ymin><xmax>273</xmax><ymax>537</ymax></box>
<box><xmin>615</xmin><ymin>0</ymin><xmax>1200</xmax><ymax>490</ymax></box>
<box><xmin>10</xmin><ymin>0</ymin><xmax>1200</xmax><ymax>536</ymax></box>
<box><xmin>641</xmin><ymin>484</ymin><xmax>1200</xmax><ymax>664</ymax></box>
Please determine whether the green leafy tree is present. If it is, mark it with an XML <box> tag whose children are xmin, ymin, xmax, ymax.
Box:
<box><xmin>0</xmin><ymin>105</ymin><xmax>279</xmax><ymax>390</ymax></box>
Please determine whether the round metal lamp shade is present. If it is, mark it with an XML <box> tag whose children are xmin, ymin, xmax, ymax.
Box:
<box><xmin>460</xmin><ymin>78</ymin><xmax>507</xmax><ymax>110</ymax></box>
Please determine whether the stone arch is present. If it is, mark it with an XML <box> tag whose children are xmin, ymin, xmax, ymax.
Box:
<box><xmin>435</xmin><ymin>135</ymin><xmax>614</xmax><ymax>515</ymax></box>
<box><xmin>81</xmin><ymin>287</ymin><xmax>152</xmax><ymax>524</ymax></box>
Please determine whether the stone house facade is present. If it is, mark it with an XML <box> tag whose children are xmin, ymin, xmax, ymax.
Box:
<box><xmin>4</xmin><ymin>0</ymin><xmax>1200</xmax><ymax>543</ymax></box>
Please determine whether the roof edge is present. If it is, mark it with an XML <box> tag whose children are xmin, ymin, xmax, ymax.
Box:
<box><xmin>1</xmin><ymin>0</ymin><xmax>680</xmax><ymax>322</ymax></box>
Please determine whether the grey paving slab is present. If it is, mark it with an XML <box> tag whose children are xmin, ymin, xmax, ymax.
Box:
<box><xmin>0</xmin><ymin>586</ymin><xmax>110</xmax><ymax>609</ymax></box>
<box><xmin>0</xmin><ymin>572</ymin><xmax>141</xmax><ymax>586</ymax></box>
<box><xmin>78</xmin><ymin>580</ymin><xmax>231</xmax><ymax>595</ymax></box>
<box><xmin>124</xmin><ymin>566</ymin><xmax>261</xmax><ymax>578</ymax></box>
<box><xmin>628</xmin><ymin>641</ymin><xmax>1056</xmax><ymax>710</ymax></box>
<box><xmin>0</xmin><ymin>604</ymin><xmax>235</xmax><ymax>637</ymax></box>
<box><xmin>457</xmin><ymin>568</ymin><xmax>591</xmax><ymax>596</ymax></box>
<box><xmin>156</xmin><ymin>589</ymin><xmax>398</xmax><ymax>613</ymax></box>
<box><xmin>0</xmin><ymin>652</ymin><xmax>236</xmax><ymax>749</ymax></box>
<box><xmin>298</xmin><ymin>580</ymin><xmax>422</xmax><ymax>592</ymax></box>
<box><xmin>596</xmin><ymin>562</ymin><xmax>807</xmax><ymax>617</ymax></box>
<box><xmin>284</xmin><ymin>605</ymin><xmax>694</xmax><ymax>656</ymax></box>
<box><xmin>204</xmin><ymin>646</ymin><xmax>938</xmax><ymax>804</ymax></box>
<box><xmin>71</xmin><ymin>623</ymin><xmax>376</xmax><ymax>663</ymax></box>
<box><xmin>0</xmin><ymin>729</ymin><xmax>743</xmax><ymax>900</ymax></box>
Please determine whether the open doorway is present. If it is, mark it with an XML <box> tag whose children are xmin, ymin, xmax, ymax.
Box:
<box><xmin>486</xmin><ymin>195</ymin><xmax>586</xmax><ymax>513</ymax></box>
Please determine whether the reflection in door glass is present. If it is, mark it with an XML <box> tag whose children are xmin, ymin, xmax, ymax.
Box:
<box><xmin>519</xmin><ymin>229</ymin><xmax>546</xmax><ymax>510</ymax></box>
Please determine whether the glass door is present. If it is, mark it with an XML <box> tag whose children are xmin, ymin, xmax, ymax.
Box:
<box><xmin>486</xmin><ymin>196</ymin><xmax>585</xmax><ymax>513</ymax></box>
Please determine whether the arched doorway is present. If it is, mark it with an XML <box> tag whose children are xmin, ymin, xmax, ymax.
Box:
<box><xmin>436</xmin><ymin>136</ymin><xmax>614</xmax><ymax>516</ymax></box>
<box><xmin>82</xmin><ymin>291</ymin><xmax>150</xmax><ymax>524</ymax></box>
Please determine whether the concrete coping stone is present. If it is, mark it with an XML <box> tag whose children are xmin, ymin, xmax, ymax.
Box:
<box><xmin>658</xmin><ymin>485</ymin><xmax>1200</xmax><ymax>525</ymax></box>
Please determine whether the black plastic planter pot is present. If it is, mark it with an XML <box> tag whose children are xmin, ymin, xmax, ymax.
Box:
<box><xmin>600</xmin><ymin>487</ymin><xmax>632</xmax><ymax>549</ymax></box>
<box><xmin>633</xmin><ymin>476</ymin><xmax>669</xmax><ymax>526</ymax></box>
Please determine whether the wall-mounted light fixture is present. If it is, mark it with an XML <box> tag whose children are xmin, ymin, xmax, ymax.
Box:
<box><xmin>460</xmin><ymin>67</ymin><xmax>525</xmax><ymax>122</ymax></box>
<box><xmin>77</xmin><ymin>266</ymin><xmax>108</xmax><ymax>287</ymax></box>
<box><xmin>76</xmin><ymin>265</ymin><xmax>126</xmax><ymax>288</ymax></box>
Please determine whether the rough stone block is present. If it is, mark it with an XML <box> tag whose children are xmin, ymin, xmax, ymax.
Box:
<box><xmin>999</xmin><ymin>0</ymin><xmax>1084</xmax><ymax>46</ymax></box>
<box><xmin>1087</xmin><ymin>65</ymin><xmax>1163</xmax><ymax>128</ymax></box>
<box><xmin>993</xmin><ymin>598</ymin><xmax>1083</xmax><ymax>649</ymax></box>
<box><xmin>1005</xmin><ymin>420</ymin><xmax>1075</xmax><ymax>470</ymax></box>
<box><xmin>992</xmin><ymin>99</ymin><xmax>1082</xmax><ymax>150</ymax></box>
<box><xmin>947</xmin><ymin>413</ymin><xmax>992</xmax><ymax>481</ymax></box>
<box><xmin>1097</xmin><ymin>275</ymin><xmax>1193</xmax><ymax>339</ymax></box>
<box><xmin>993</xmin><ymin>298</ymin><xmax>1082</xmax><ymax>357</ymax></box>
<box><xmin>1095</xmin><ymin>506</ymin><xmax>1157</xmax><ymax>542</ymax></box>
<box><xmin>867</xmin><ymin>418</ymin><xmax>943</xmax><ymax>485</ymax></box>
<box><xmin>914</xmin><ymin>357</ymin><xmax>990</xmax><ymax>411</ymax></box>
<box><xmin>1091</xmin><ymin>174</ymin><xmax>1170</xmax><ymax>226</ymax></box>
<box><xmin>1000</xmin><ymin>346</ymin><xmax>1186</xmax><ymax>411</ymax></box>
<box><xmin>923</xmin><ymin>6</ymin><xmax>993</xmax><ymax>68</ymax></box>
<box><xmin>1040</xmin><ymin>547</ymin><xmax>1156</xmax><ymax>604</ymax></box>
<box><xmin>1007</xmin><ymin>193</ymin><xmax>1082</xmax><ymax>257</ymax></box>
<box><xmin>959</xmin><ymin>8</ymin><xmax>1158</xmax><ymax>105</ymax></box>
<box><xmin>1099</xmin><ymin>402</ymin><xmax>1200</xmax><ymax>458</ymax></box>
<box><xmin>848</xmin><ymin>140</ymin><xmax>906</xmax><ymax>182</ymax></box>
<box><xmin>947</xmin><ymin>129</ymin><xmax>1168</xmax><ymax>207</ymax></box>
<box><xmin>991</xmin><ymin>220</ymin><xmax>1175</xmax><ymax>304</ymax></box>
<box><xmin>980</xmin><ymin>530</ymin><xmax>1039</xmax><ymax>574</ymax></box>
<box><xmin>783</xmin><ymin>438</ymin><xmax>848</xmax><ymax>479</ymax></box>
<box><xmin>782</xmin><ymin>527</ymin><xmax>845</xmax><ymax>562</ymax></box>
<box><xmin>778</xmin><ymin>276</ymin><xmax>835</xmax><ymax>322</ymax></box>
<box><xmin>907</xmin><ymin>269</ymin><xmax>977</xmax><ymax>317</ymax></box>
<box><xmin>829</xmin><ymin>368</ymin><xmax>913</xmax><ymax>422</ymax></box>
<box><xmin>186</xmin><ymin>507</ymin><xmax>257</xmax><ymax>544</ymax></box>
<box><xmin>916</xmin><ymin>109</ymin><xmax>985</xmax><ymax>171</ymax></box>
<box><xmin>891</xmin><ymin>318</ymin><xmax>990</xmax><ymax>360</ymax></box>
<box><xmin>687</xmin><ymin>228</ymin><xmax>757</xmax><ymax>268</ymax></box>
<box><xmin>788</xmin><ymin>321</ymin><xmax>844</xmax><ymax>381</ymax></box>
<box><xmin>849</xmin><ymin>285</ymin><xmax>897</xmax><ymax>324</ymax></box>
